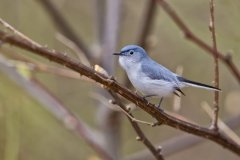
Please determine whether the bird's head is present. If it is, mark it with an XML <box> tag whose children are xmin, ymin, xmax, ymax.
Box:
<box><xmin>113</xmin><ymin>45</ymin><xmax>148</xmax><ymax>69</ymax></box>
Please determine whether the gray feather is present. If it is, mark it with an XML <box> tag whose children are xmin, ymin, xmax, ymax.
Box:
<box><xmin>141</xmin><ymin>58</ymin><xmax>179</xmax><ymax>84</ymax></box>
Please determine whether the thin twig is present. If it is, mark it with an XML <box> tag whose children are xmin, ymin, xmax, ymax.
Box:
<box><xmin>1</xmin><ymin>30</ymin><xmax>240</xmax><ymax>156</ymax></box>
<box><xmin>56</xmin><ymin>33</ymin><xmax>91</xmax><ymax>66</ymax></box>
<box><xmin>109</xmin><ymin>92</ymin><xmax>154</xmax><ymax>126</ymax></box>
<box><xmin>91</xmin><ymin>91</ymin><xmax>151</xmax><ymax>124</ymax></box>
<box><xmin>209</xmin><ymin>0</ymin><xmax>219</xmax><ymax>131</ymax></box>
<box><xmin>109</xmin><ymin>91</ymin><xmax>164</xmax><ymax>160</ymax></box>
<box><xmin>201</xmin><ymin>102</ymin><xmax>240</xmax><ymax>145</ymax></box>
<box><xmin>0</xmin><ymin>18</ymin><xmax>41</xmax><ymax>47</ymax></box>
<box><xmin>156</xmin><ymin>0</ymin><xmax>240</xmax><ymax>84</ymax></box>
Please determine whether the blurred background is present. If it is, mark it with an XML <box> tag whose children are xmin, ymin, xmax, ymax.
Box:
<box><xmin>0</xmin><ymin>0</ymin><xmax>240</xmax><ymax>160</ymax></box>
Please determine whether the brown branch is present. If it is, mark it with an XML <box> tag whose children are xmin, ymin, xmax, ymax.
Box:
<box><xmin>125</xmin><ymin>114</ymin><xmax>240</xmax><ymax>160</ymax></box>
<box><xmin>109</xmin><ymin>91</ymin><xmax>164</xmax><ymax>160</ymax></box>
<box><xmin>36</xmin><ymin>0</ymin><xmax>94</xmax><ymax>61</ymax></box>
<box><xmin>156</xmin><ymin>0</ymin><xmax>240</xmax><ymax>84</ymax></box>
<box><xmin>0</xmin><ymin>30</ymin><xmax>240</xmax><ymax>156</ymax></box>
<box><xmin>0</xmin><ymin>54</ymin><xmax>112</xmax><ymax>160</ymax></box>
<box><xmin>209</xmin><ymin>0</ymin><xmax>219</xmax><ymax>131</ymax></box>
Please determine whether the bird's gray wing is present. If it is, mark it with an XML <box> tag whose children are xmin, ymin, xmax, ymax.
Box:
<box><xmin>141</xmin><ymin>59</ymin><xmax>185</xmax><ymax>95</ymax></box>
<box><xmin>141</xmin><ymin>59</ymin><xmax>178</xmax><ymax>83</ymax></box>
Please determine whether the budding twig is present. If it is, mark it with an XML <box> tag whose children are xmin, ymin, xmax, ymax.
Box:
<box><xmin>209</xmin><ymin>0</ymin><xmax>219</xmax><ymax>131</ymax></box>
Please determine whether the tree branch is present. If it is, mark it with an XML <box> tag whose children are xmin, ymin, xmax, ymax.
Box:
<box><xmin>209</xmin><ymin>0</ymin><xmax>219</xmax><ymax>131</ymax></box>
<box><xmin>156</xmin><ymin>0</ymin><xmax>240</xmax><ymax>84</ymax></box>
<box><xmin>1</xmin><ymin>30</ymin><xmax>240</xmax><ymax>156</ymax></box>
<box><xmin>124</xmin><ymin>114</ymin><xmax>240</xmax><ymax>160</ymax></box>
<box><xmin>109</xmin><ymin>91</ymin><xmax>164</xmax><ymax>160</ymax></box>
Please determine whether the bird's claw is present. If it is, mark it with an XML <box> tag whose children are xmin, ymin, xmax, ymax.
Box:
<box><xmin>142</xmin><ymin>97</ymin><xmax>149</xmax><ymax>104</ymax></box>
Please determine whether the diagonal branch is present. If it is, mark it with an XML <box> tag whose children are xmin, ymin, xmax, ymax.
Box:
<box><xmin>124</xmin><ymin>114</ymin><xmax>240</xmax><ymax>160</ymax></box>
<box><xmin>156</xmin><ymin>0</ymin><xmax>240</xmax><ymax>84</ymax></box>
<box><xmin>0</xmin><ymin>30</ymin><xmax>240</xmax><ymax>156</ymax></box>
<box><xmin>109</xmin><ymin>91</ymin><xmax>164</xmax><ymax>160</ymax></box>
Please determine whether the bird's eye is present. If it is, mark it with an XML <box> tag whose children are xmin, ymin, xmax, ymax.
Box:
<box><xmin>129</xmin><ymin>50</ymin><xmax>134</xmax><ymax>55</ymax></box>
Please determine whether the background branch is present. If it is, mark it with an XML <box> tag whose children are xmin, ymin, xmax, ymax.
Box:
<box><xmin>124</xmin><ymin>114</ymin><xmax>240</xmax><ymax>160</ymax></box>
<box><xmin>0</xmin><ymin>54</ymin><xmax>112</xmax><ymax>160</ymax></box>
<box><xmin>138</xmin><ymin>0</ymin><xmax>157</xmax><ymax>49</ymax></box>
<box><xmin>37</xmin><ymin>0</ymin><xmax>94</xmax><ymax>61</ymax></box>
<box><xmin>123</xmin><ymin>0</ymin><xmax>157</xmax><ymax>87</ymax></box>
<box><xmin>156</xmin><ymin>0</ymin><xmax>240</xmax><ymax>84</ymax></box>
<box><xmin>95</xmin><ymin>0</ymin><xmax>122</xmax><ymax>159</ymax></box>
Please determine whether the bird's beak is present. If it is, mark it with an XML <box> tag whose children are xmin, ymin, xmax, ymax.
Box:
<box><xmin>113</xmin><ymin>52</ymin><xmax>122</xmax><ymax>56</ymax></box>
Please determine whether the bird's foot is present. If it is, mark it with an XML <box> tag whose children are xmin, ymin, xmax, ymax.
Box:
<box><xmin>155</xmin><ymin>98</ymin><xmax>164</xmax><ymax>111</ymax></box>
<box><xmin>142</xmin><ymin>94</ymin><xmax>156</xmax><ymax>105</ymax></box>
<box><xmin>142</xmin><ymin>97</ymin><xmax>150</xmax><ymax>105</ymax></box>
<box><xmin>155</xmin><ymin>104</ymin><xmax>164</xmax><ymax>112</ymax></box>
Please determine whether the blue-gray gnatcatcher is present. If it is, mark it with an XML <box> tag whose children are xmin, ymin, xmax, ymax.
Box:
<box><xmin>113</xmin><ymin>45</ymin><xmax>220</xmax><ymax>108</ymax></box>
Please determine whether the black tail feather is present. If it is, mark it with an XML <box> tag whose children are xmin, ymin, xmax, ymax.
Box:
<box><xmin>177</xmin><ymin>76</ymin><xmax>221</xmax><ymax>91</ymax></box>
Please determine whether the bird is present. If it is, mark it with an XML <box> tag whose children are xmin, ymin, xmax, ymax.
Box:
<box><xmin>113</xmin><ymin>45</ymin><xmax>220</xmax><ymax>108</ymax></box>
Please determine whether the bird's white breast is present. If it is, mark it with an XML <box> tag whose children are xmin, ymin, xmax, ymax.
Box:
<box><xmin>119</xmin><ymin>57</ymin><xmax>175</xmax><ymax>97</ymax></box>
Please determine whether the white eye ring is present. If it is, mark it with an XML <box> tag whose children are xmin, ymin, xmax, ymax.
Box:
<box><xmin>129</xmin><ymin>50</ymin><xmax>134</xmax><ymax>55</ymax></box>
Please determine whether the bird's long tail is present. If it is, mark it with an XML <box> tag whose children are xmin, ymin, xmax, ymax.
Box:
<box><xmin>177</xmin><ymin>77</ymin><xmax>221</xmax><ymax>91</ymax></box>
